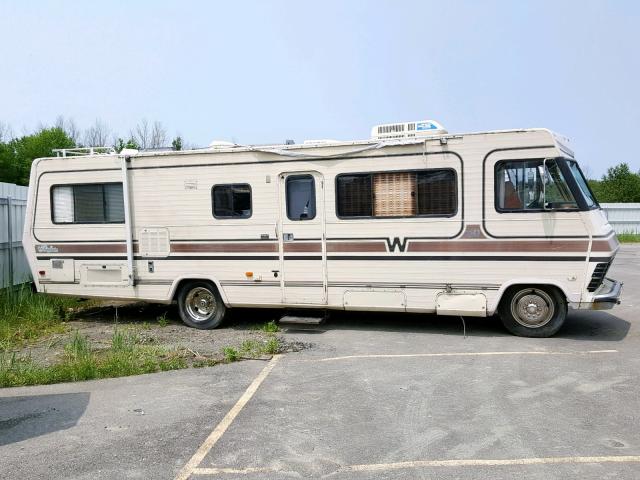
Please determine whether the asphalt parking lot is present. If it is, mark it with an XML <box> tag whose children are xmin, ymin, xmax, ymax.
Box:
<box><xmin>1</xmin><ymin>245</ymin><xmax>639</xmax><ymax>480</ymax></box>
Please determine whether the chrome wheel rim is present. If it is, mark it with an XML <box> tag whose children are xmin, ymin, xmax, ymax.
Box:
<box><xmin>510</xmin><ymin>288</ymin><xmax>554</xmax><ymax>328</ymax></box>
<box><xmin>185</xmin><ymin>287</ymin><xmax>216</xmax><ymax>322</ymax></box>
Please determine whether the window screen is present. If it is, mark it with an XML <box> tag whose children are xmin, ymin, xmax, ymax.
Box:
<box><xmin>286</xmin><ymin>175</ymin><xmax>316</xmax><ymax>220</ymax></box>
<box><xmin>51</xmin><ymin>183</ymin><xmax>124</xmax><ymax>224</ymax></box>
<box><xmin>336</xmin><ymin>174</ymin><xmax>372</xmax><ymax>217</ymax></box>
<box><xmin>417</xmin><ymin>170</ymin><xmax>457</xmax><ymax>215</ymax></box>
<box><xmin>212</xmin><ymin>184</ymin><xmax>252</xmax><ymax>218</ymax></box>
<box><xmin>336</xmin><ymin>169</ymin><xmax>457</xmax><ymax>218</ymax></box>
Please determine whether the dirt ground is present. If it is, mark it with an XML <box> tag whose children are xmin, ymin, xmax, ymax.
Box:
<box><xmin>16</xmin><ymin>301</ymin><xmax>311</xmax><ymax>367</ymax></box>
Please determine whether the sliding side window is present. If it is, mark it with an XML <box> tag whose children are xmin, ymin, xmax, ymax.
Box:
<box><xmin>336</xmin><ymin>169</ymin><xmax>457</xmax><ymax>218</ymax></box>
<box><xmin>51</xmin><ymin>183</ymin><xmax>124</xmax><ymax>224</ymax></box>
<box><xmin>212</xmin><ymin>184</ymin><xmax>252</xmax><ymax>218</ymax></box>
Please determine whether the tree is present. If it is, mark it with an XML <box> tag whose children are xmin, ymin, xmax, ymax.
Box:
<box><xmin>596</xmin><ymin>163</ymin><xmax>640</xmax><ymax>203</ymax></box>
<box><xmin>83</xmin><ymin>118</ymin><xmax>111</xmax><ymax>146</ymax></box>
<box><xmin>0</xmin><ymin>127</ymin><xmax>74</xmax><ymax>185</ymax></box>
<box><xmin>114</xmin><ymin>137</ymin><xmax>141</xmax><ymax>153</ymax></box>
<box><xmin>130</xmin><ymin>119</ymin><xmax>168</xmax><ymax>149</ymax></box>
<box><xmin>172</xmin><ymin>136</ymin><xmax>183</xmax><ymax>151</ymax></box>
<box><xmin>0</xmin><ymin>121</ymin><xmax>13</xmax><ymax>142</ymax></box>
<box><xmin>150</xmin><ymin>121</ymin><xmax>167</xmax><ymax>149</ymax></box>
<box><xmin>55</xmin><ymin>116</ymin><xmax>81</xmax><ymax>145</ymax></box>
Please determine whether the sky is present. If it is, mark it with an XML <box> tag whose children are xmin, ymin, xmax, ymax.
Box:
<box><xmin>0</xmin><ymin>0</ymin><xmax>638</xmax><ymax>177</ymax></box>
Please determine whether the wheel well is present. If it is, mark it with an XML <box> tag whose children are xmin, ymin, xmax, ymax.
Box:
<box><xmin>498</xmin><ymin>284</ymin><xmax>567</xmax><ymax>310</ymax></box>
<box><xmin>172</xmin><ymin>278</ymin><xmax>217</xmax><ymax>302</ymax></box>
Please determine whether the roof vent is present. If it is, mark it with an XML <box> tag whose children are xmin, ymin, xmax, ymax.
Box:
<box><xmin>208</xmin><ymin>140</ymin><xmax>237</xmax><ymax>149</ymax></box>
<box><xmin>302</xmin><ymin>139</ymin><xmax>339</xmax><ymax>145</ymax></box>
<box><xmin>371</xmin><ymin>120</ymin><xmax>447</xmax><ymax>140</ymax></box>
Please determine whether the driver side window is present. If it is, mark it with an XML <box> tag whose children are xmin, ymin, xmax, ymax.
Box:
<box><xmin>496</xmin><ymin>160</ymin><xmax>544</xmax><ymax>212</ymax></box>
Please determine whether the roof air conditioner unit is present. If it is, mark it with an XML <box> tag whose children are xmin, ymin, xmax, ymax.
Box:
<box><xmin>371</xmin><ymin>120</ymin><xmax>447</xmax><ymax>140</ymax></box>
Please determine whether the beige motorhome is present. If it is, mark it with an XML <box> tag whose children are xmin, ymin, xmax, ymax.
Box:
<box><xmin>23</xmin><ymin>121</ymin><xmax>622</xmax><ymax>337</ymax></box>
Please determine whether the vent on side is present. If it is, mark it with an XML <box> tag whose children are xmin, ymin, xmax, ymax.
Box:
<box><xmin>587</xmin><ymin>262</ymin><xmax>612</xmax><ymax>292</ymax></box>
<box><xmin>139</xmin><ymin>228</ymin><xmax>170</xmax><ymax>258</ymax></box>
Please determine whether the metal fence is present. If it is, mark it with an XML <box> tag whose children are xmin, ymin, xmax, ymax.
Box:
<box><xmin>0</xmin><ymin>182</ymin><xmax>31</xmax><ymax>288</ymax></box>
<box><xmin>600</xmin><ymin>203</ymin><xmax>640</xmax><ymax>235</ymax></box>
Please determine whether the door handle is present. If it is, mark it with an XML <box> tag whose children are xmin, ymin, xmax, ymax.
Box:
<box><xmin>283</xmin><ymin>233</ymin><xmax>294</xmax><ymax>242</ymax></box>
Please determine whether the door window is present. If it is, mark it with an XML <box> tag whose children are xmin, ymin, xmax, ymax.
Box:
<box><xmin>286</xmin><ymin>175</ymin><xmax>316</xmax><ymax>220</ymax></box>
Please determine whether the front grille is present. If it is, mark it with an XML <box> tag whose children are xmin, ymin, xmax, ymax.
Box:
<box><xmin>588</xmin><ymin>262</ymin><xmax>612</xmax><ymax>292</ymax></box>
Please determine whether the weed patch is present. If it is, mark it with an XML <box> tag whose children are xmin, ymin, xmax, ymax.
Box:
<box><xmin>0</xmin><ymin>328</ymin><xmax>189</xmax><ymax>387</ymax></box>
<box><xmin>251</xmin><ymin>320</ymin><xmax>280</xmax><ymax>333</ymax></box>
<box><xmin>0</xmin><ymin>286</ymin><xmax>80</xmax><ymax>349</ymax></box>
<box><xmin>156</xmin><ymin>312</ymin><xmax>169</xmax><ymax>327</ymax></box>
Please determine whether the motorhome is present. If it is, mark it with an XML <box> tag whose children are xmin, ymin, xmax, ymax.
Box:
<box><xmin>23</xmin><ymin>121</ymin><xmax>622</xmax><ymax>337</ymax></box>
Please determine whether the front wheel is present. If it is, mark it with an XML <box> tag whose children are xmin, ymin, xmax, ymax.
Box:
<box><xmin>177</xmin><ymin>281</ymin><xmax>226</xmax><ymax>329</ymax></box>
<box><xmin>498</xmin><ymin>286</ymin><xmax>566</xmax><ymax>337</ymax></box>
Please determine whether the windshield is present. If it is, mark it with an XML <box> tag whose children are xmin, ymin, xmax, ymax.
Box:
<box><xmin>544</xmin><ymin>159</ymin><xmax>578</xmax><ymax>209</ymax></box>
<box><xmin>566</xmin><ymin>161</ymin><xmax>598</xmax><ymax>209</ymax></box>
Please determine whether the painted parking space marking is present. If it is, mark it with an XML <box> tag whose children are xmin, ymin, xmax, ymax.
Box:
<box><xmin>176</xmin><ymin>349</ymin><xmax>624</xmax><ymax>478</ymax></box>
<box><xmin>342</xmin><ymin>455</ymin><xmax>640</xmax><ymax>472</ymax></box>
<box><xmin>187</xmin><ymin>455</ymin><xmax>640</xmax><ymax>476</ymax></box>
<box><xmin>192</xmin><ymin>466</ymin><xmax>278</xmax><ymax>475</ymax></box>
<box><xmin>174</xmin><ymin>355</ymin><xmax>281</xmax><ymax>480</ymax></box>
<box><xmin>318</xmin><ymin>349</ymin><xmax>618</xmax><ymax>362</ymax></box>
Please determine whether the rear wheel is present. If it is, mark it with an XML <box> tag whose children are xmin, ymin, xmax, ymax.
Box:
<box><xmin>499</xmin><ymin>286</ymin><xmax>566</xmax><ymax>337</ymax></box>
<box><xmin>177</xmin><ymin>281</ymin><xmax>226</xmax><ymax>329</ymax></box>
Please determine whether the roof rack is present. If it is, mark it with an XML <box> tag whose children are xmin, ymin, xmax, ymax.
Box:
<box><xmin>52</xmin><ymin>147</ymin><xmax>116</xmax><ymax>157</ymax></box>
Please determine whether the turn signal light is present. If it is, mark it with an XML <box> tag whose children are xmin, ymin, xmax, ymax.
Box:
<box><xmin>38</xmin><ymin>270</ymin><xmax>46</xmax><ymax>276</ymax></box>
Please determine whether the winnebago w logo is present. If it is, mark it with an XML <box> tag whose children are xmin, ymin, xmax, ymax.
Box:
<box><xmin>385</xmin><ymin>237</ymin><xmax>409</xmax><ymax>252</ymax></box>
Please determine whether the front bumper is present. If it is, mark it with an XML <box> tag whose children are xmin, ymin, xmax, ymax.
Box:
<box><xmin>571</xmin><ymin>278</ymin><xmax>623</xmax><ymax>310</ymax></box>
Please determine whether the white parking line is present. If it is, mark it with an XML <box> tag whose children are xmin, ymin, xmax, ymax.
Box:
<box><xmin>343</xmin><ymin>455</ymin><xmax>640</xmax><ymax>472</ymax></box>
<box><xmin>319</xmin><ymin>349</ymin><xmax>618</xmax><ymax>362</ymax></box>
<box><xmin>192</xmin><ymin>466</ymin><xmax>277</xmax><ymax>475</ymax></box>
<box><xmin>174</xmin><ymin>355</ymin><xmax>282</xmax><ymax>480</ymax></box>
<box><xmin>186</xmin><ymin>455</ymin><xmax>640</xmax><ymax>476</ymax></box>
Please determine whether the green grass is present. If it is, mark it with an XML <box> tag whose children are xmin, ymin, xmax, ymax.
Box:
<box><xmin>0</xmin><ymin>329</ymin><xmax>188</xmax><ymax>388</ymax></box>
<box><xmin>0</xmin><ymin>289</ymin><xmax>285</xmax><ymax>387</ymax></box>
<box><xmin>223</xmin><ymin>335</ymin><xmax>282</xmax><ymax>363</ymax></box>
<box><xmin>250</xmin><ymin>320</ymin><xmax>280</xmax><ymax>333</ymax></box>
<box><xmin>617</xmin><ymin>232</ymin><xmax>640</xmax><ymax>243</ymax></box>
<box><xmin>0</xmin><ymin>286</ymin><xmax>79</xmax><ymax>350</ymax></box>
<box><xmin>156</xmin><ymin>312</ymin><xmax>169</xmax><ymax>327</ymax></box>
<box><xmin>222</xmin><ymin>346</ymin><xmax>239</xmax><ymax>362</ymax></box>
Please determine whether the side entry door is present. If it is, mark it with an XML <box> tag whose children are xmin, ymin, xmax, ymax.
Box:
<box><xmin>278</xmin><ymin>172</ymin><xmax>327</xmax><ymax>305</ymax></box>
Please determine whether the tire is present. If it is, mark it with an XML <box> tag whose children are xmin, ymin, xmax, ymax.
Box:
<box><xmin>177</xmin><ymin>281</ymin><xmax>226</xmax><ymax>329</ymax></box>
<box><xmin>498</xmin><ymin>285</ymin><xmax>566</xmax><ymax>338</ymax></box>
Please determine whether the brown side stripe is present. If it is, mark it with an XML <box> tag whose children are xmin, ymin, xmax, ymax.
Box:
<box><xmin>327</xmin><ymin>242</ymin><xmax>386</xmax><ymax>253</ymax></box>
<box><xmin>284</xmin><ymin>242</ymin><xmax>322</xmax><ymax>253</ymax></box>
<box><xmin>592</xmin><ymin>236</ymin><xmax>620</xmax><ymax>252</ymax></box>
<box><xmin>171</xmin><ymin>242</ymin><xmax>278</xmax><ymax>253</ymax></box>
<box><xmin>36</xmin><ymin>243</ymin><xmax>128</xmax><ymax>253</ymax></box>
<box><xmin>408</xmin><ymin>240</ymin><xmax>590</xmax><ymax>253</ymax></box>
<box><xmin>34</xmin><ymin>236</ymin><xmax>620</xmax><ymax>255</ymax></box>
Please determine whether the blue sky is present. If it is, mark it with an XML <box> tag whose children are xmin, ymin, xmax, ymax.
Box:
<box><xmin>1</xmin><ymin>0</ymin><xmax>638</xmax><ymax>177</ymax></box>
